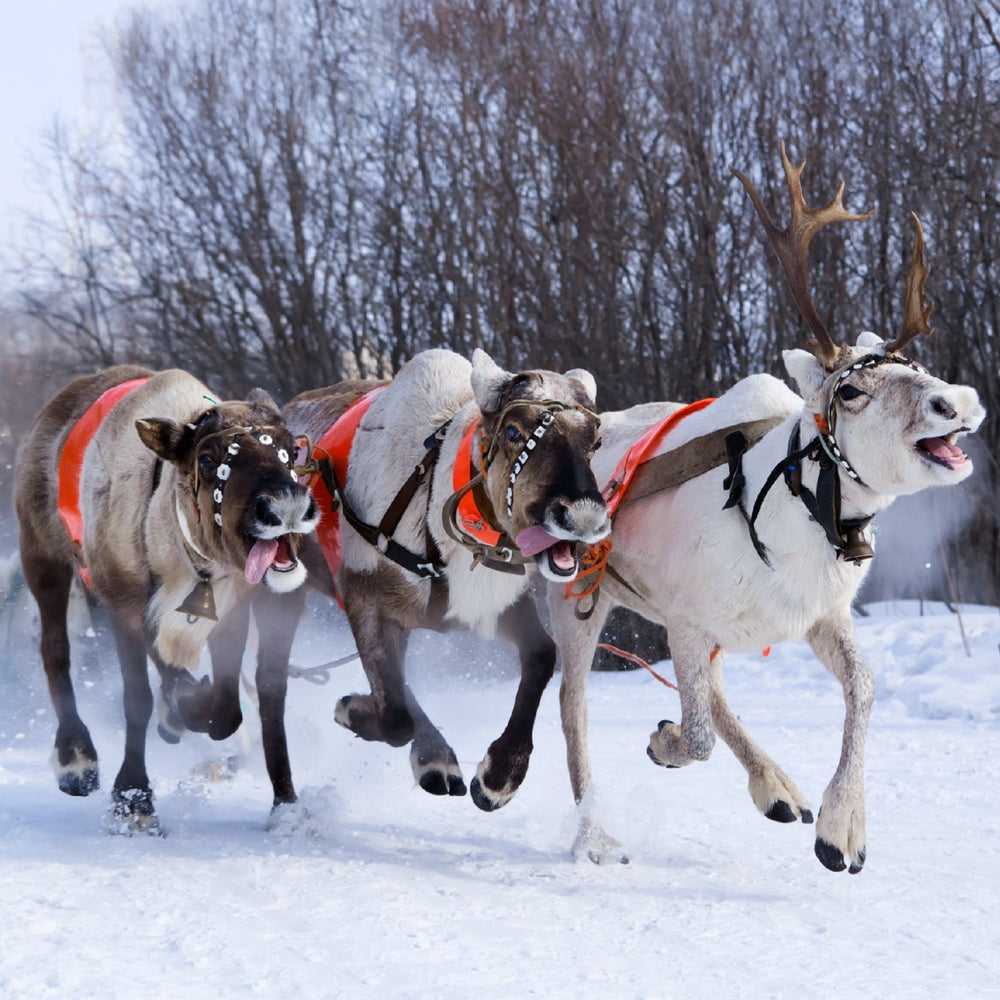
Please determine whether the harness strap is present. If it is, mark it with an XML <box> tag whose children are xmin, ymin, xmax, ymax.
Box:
<box><xmin>729</xmin><ymin>424</ymin><xmax>875</xmax><ymax>567</ymax></box>
<box><xmin>442</xmin><ymin>418</ymin><xmax>528</xmax><ymax>574</ymax></box>
<box><xmin>568</xmin><ymin>406</ymin><xmax>782</xmax><ymax>614</ymax></box>
<box><xmin>332</xmin><ymin>427</ymin><xmax>448</xmax><ymax>580</ymax></box>
<box><xmin>304</xmin><ymin>386</ymin><xmax>387</xmax><ymax>580</ymax></box>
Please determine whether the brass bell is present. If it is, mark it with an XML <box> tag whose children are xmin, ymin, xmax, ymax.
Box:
<box><xmin>176</xmin><ymin>575</ymin><xmax>218</xmax><ymax>622</ymax></box>
<box><xmin>841</xmin><ymin>526</ymin><xmax>875</xmax><ymax>566</ymax></box>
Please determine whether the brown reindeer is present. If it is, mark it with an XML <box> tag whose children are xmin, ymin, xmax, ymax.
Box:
<box><xmin>15</xmin><ymin>365</ymin><xmax>319</xmax><ymax>831</ymax></box>
<box><xmin>247</xmin><ymin>348</ymin><xmax>610</xmax><ymax>810</ymax></box>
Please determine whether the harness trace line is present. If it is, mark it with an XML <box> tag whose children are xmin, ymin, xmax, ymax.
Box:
<box><xmin>596</xmin><ymin>642</ymin><xmax>678</xmax><ymax>690</ymax></box>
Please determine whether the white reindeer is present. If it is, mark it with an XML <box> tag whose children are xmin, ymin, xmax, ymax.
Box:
<box><xmin>548</xmin><ymin>144</ymin><xmax>985</xmax><ymax>872</ymax></box>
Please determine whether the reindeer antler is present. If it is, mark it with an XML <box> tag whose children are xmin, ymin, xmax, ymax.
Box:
<box><xmin>882</xmin><ymin>212</ymin><xmax>934</xmax><ymax>355</ymax></box>
<box><xmin>731</xmin><ymin>142</ymin><xmax>874</xmax><ymax>369</ymax></box>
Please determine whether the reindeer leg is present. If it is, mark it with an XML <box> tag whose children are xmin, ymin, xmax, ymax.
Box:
<box><xmin>706</xmin><ymin>647</ymin><xmax>814</xmax><ymax>824</ymax></box>
<box><xmin>336</xmin><ymin>570</ymin><xmax>415</xmax><ymax>748</ymax></box>
<box><xmin>252</xmin><ymin>586</ymin><xmax>307</xmax><ymax>807</ymax></box>
<box><xmin>407</xmin><ymin>687</ymin><xmax>466</xmax><ymax>796</ymax></box>
<box><xmin>22</xmin><ymin>551</ymin><xmax>100</xmax><ymax>797</ymax></box>
<box><xmin>469</xmin><ymin>592</ymin><xmax>555</xmax><ymax>812</ymax></box>
<box><xmin>646</xmin><ymin>628</ymin><xmax>716</xmax><ymax>767</ymax></box>
<box><xmin>109</xmin><ymin>616</ymin><xmax>159</xmax><ymax>833</ymax></box>
<box><xmin>204</xmin><ymin>598</ymin><xmax>251</xmax><ymax>741</ymax></box>
<box><xmin>807</xmin><ymin>613</ymin><xmax>874</xmax><ymax>874</ymax></box>
<box><xmin>549</xmin><ymin>586</ymin><xmax>629</xmax><ymax>864</ymax></box>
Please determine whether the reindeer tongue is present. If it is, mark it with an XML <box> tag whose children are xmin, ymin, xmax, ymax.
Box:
<box><xmin>921</xmin><ymin>437</ymin><xmax>969</xmax><ymax>468</ymax></box>
<box><xmin>245</xmin><ymin>538</ymin><xmax>280</xmax><ymax>584</ymax></box>
<box><xmin>516</xmin><ymin>525</ymin><xmax>560</xmax><ymax>556</ymax></box>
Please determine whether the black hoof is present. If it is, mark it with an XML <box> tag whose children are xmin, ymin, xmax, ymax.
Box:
<box><xmin>849</xmin><ymin>849</ymin><xmax>866</xmax><ymax>874</ymax></box>
<box><xmin>814</xmin><ymin>837</ymin><xmax>848</xmax><ymax>872</ymax></box>
<box><xmin>469</xmin><ymin>776</ymin><xmax>501</xmax><ymax>812</ymax></box>
<box><xmin>449</xmin><ymin>776</ymin><xmax>467</xmax><ymax>797</ymax></box>
<box><xmin>419</xmin><ymin>771</ymin><xmax>449</xmax><ymax>796</ymax></box>
<box><xmin>801</xmin><ymin>808</ymin><xmax>815</xmax><ymax>825</ymax></box>
<box><xmin>109</xmin><ymin>787</ymin><xmax>161</xmax><ymax>835</ymax></box>
<box><xmin>765</xmin><ymin>800</ymin><xmax>798</xmax><ymax>824</ymax></box>
<box><xmin>657</xmin><ymin>719</ymin><xmax>674</xmax><ymax>731</ymax></box>
<box><xmin>58</xmin><ymin>767</ymin><xmax>100</xmax><ymax>797</ymax></box>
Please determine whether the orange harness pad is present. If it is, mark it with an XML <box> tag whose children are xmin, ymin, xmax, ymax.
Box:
<box><xmin>57</xmin><ymin>377</ymin><xmax>150</xmax><ymax>586</ymax></box>
<box><xmin>451</xmin><ymin>417</ymin><xmax>501</xmax><ymax>547</ymax></box>
<box><xmin>306</xmin><ymin>385</ymin><xmax>387</xmax><ymax>584</ymax></box>
<box><xmin>602</xmin><ymin>397</ymin><xmax>716</xmax><ymax>516</ymax></box>
<box><xmin>568</xmin><ymin>397</ymin><xmax>715</xmax><ymax>601</ymax></box>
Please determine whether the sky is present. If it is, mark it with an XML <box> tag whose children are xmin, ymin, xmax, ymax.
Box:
<box><xmin>0</xmin><ymin>0</ymin><xmax>174</xmax><ymax>256</ymax></box>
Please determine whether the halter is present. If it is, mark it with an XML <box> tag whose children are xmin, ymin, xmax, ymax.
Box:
<box><xmin>443</xmin><ymin>397</ymin><xmax>599</xmax><ymax>567</ymax></box>
<box><xmin>726</xmin><ymin>351</ymin><xmax>922</xmax><ymax>566</ymax></box>
<box><xmin>188</xmin><ymin>418</ymin><xmax>299</xmax><ymax>532</ymax></box>
<box><xmin>479</xmin><ymin>397</ymin><xmax>599</xmax><ymax>517</ymax></box>
<box><xmin>814</xmin><ymin>352</ymin><xmax>925</xmax><ymax>487</ymax></box>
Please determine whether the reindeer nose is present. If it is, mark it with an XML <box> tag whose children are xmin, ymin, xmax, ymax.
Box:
<box><xmin>930</xmin><ymin>396</ymin><xmax>957</xmax><ymax>421</ymax></box>
<box><xmin>255</xmin><ymin>496</ymin><xmax>282</xmax><ymax>528</ymax></box>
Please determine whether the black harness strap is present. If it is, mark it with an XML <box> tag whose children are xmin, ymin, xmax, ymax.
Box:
<box><xmin>724</xmin><ymin>424</ymin><xmax>875</xmax><ymax>568</ymax></box>
<box><xmin>439</xmin><ymin>473</ymin><xmax>529</xmax><ymax>575</ymax></box>
<box><xmin>325</xmin><ymin>423</ymin><xmax>451</xmax><ymax>580</ymax></box>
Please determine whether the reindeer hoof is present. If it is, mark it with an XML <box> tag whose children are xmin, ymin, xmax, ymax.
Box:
<box><xmin>419</xmin><ymin>771</ymin><xmax>467</xmax><ymax>796</ymax></box>
<box><xmin>814</xmin><ymin>837</ymin><xmax>848</xmax><ymax>872</ymax></box>
<box><xmin>645</xmin><ymin>745</ymin><xmax>679</xmax><ymax>769</ymax></box>
<box><xmin>765</xmin><ymin>800</ymin><xmax>798</xmax><ymax>823</ymax></box>
<box><xmin>469</xmin><ymin>775</ymin><xmax>506</xmax><ymax>812</ymax></box>
<box><xmin>108</xmin><ymin>788</ymin><xmax>161</xmax><ymax>836</ymax></box>
<box><xmin>52</xmin><ymin>746</ymin><xmax>100</xmax><ymax>796</ymax></box>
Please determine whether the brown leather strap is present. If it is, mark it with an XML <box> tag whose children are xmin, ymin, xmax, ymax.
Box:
<box><xmin>620</xmin><ymin>416</ymin><xmax>785</xmax><ymax>509</ymax></box>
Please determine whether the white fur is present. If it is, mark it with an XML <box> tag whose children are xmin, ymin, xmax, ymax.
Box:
<box><xmin>549</xmin><ymin>335</ymin><xmax>985</xmax><ymax>870</ymax></box>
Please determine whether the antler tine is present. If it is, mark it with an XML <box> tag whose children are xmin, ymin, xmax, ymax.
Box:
<box><xmin>883</xmin><ymin>212</ymin><xmax>934</xmax><ymax>355</ymax></box>
<box><xmin>731</xmin><ymin>141</ymin><xmax>874</xmax><ymax>368</ymax></box>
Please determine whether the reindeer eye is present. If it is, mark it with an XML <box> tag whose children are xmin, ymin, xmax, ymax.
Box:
<box><xmin>198</xmin><ymin>453</ymin><xmax>217</xmax><ymax>475</ymax></box>
<box><xmin>837</xmin><ymin>384</ymin><xmax>865</xmax><ymax>401</ymax></box>
<box><xmin>505</xmin><ymin>424</ymin><xmax>524</xmax><ymax>444</ymax></box>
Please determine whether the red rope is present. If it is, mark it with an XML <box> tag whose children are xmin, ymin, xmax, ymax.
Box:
<box><xmin>595</xmin><ymin>642</ymin><xmax>678</xmax><ymax>690</ymax></box>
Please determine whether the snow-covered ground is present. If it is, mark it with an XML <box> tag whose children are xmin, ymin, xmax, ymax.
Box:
<box><xmin>1</xmin><ymin>590</ymin><xmax>998</xmax><ymax>1000</ymax></box>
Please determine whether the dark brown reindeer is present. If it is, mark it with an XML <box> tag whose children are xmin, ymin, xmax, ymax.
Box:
<box><xmin>248</xmin><ymin>348</ymin><xmax>610</xmax><ymax>810</ymax></box>
<box><xmin>15</xmin><ymin>365</ymin><xmax>319</xmax><ymax>831</ymax></box>
<box><xmin>545</xmin><ymin>144</ymin><xmax>985</xmax><ymax>871</ymax></box>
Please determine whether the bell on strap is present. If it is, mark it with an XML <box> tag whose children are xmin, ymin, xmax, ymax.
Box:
<box><xmin>841</xmin><ymin>524</ymin><xmax>875</xmax><ymax>565</ymax></box>
<box><xmin>176</xmin><ymin>573</ymin><xmax>218</xmax><ymax>622</ymax></box>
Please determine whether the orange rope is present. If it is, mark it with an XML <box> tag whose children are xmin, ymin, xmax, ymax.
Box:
<box><xmin>595</xmin><ymin>642</ymin><xmax>678</xmax><ymax>690</ymax></box>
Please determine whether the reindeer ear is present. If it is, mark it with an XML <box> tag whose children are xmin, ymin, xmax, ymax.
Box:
<box><xmin>855</xmin><ymin>330</ymin><xmax>886</xmax><ymax>353</ymax></box>
<box><xmin>136</xmin><ymin>417</ymin><xmax>194</xmax><ymax>463</ymax></box>
<box><xmin>565</xmin><ymin>368</ymin><xmax>597</xmax><ymax>406</ymax></box>
<box><xmin>471</xmin><ymin>348</ymin><xmax>512</xmax><ymax>414</ymax></box>
<box><xmin>782</xmin><ymin>348</ymin><xmax>826</xmax><ymax>402</ymax></box>
<box><xmin>247</xmin><ymin>387</ymin><xmax>280</xmax><ymax>414</ymax></box>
